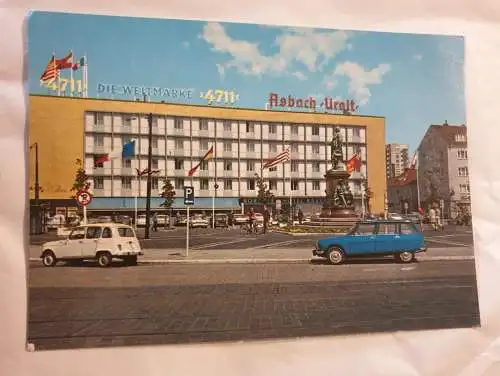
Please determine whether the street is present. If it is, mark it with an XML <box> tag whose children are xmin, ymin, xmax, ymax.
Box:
<box><xmin>28</xmin><ymin>259</ymin><xmax>480</xmax><ymax>351</ymax></box>
<box><xmin>30</xmin><ymin>225</ymin><xmax>474</xmax><ymax>250</ymax></box>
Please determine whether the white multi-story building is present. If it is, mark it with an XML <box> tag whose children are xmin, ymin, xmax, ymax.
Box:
<box><xmin>385</xmin><ymin>143</ymin><xmax>409</xmax><ymax>181</ymax></box>
<box><xmin>83</xmin><ymin>110</ymin><xmax>372</xmax><ymax>211</ymax></box>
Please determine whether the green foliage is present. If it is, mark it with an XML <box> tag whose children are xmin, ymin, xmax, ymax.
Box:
<box><xmin>70</xmin><ymin>158</ymin><xmax>90</xmax><ymax>198</ymax></box>
<box><xmin>160</xmin><ymin>178</ymin><xmax>176</xmax><ymax>208</ymax></box>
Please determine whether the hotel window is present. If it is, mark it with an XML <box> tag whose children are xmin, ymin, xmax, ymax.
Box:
<box><xmin>94</xmin><ymin>113</ymin><xmax>104</xmax><ymax>125</ymax></box>
<box><xmin>269</xmin><ymin>180</ymin><xmax>277</xmax><ymax>190</ymax></box>
<box><xmin>224</xmin><ymin>179</ymin><xmax>233</xmax><ymax>190</ymax></box>
<box><xmin>247</xmin><ymin>141</ymin><xmax>255</xmax><ymax>152</ymax></box>
<box><xmin>122</xmin><ymin>114</ymin><xmax>133</xmax><ymax>127</ymax></box>
<box><xmin>175</xmin><ymin>178</ymin><xmax>184</xmax><ymax>189</ymax></box>
<box><xmin>151</xmin><ymin>116</ymin><xmax>158</xmax><ymax>129</ymax></box>
<box><xmin>247</xmin><ymin>161</ymin><xmax>255</xmax><ymax>171</ymax></box>
<box><xmin>174</xmin><ymin>118</ymin><xmax>183</xmax><ymax>129</ymax></box>
<box><xmin>223</xmin><ymin>120</ymin><xmax>232</xmax><ymax>132</ymax></box>
<box><xmin>122</xmin><ymin>135</ymin><xmax>132</xmax><ymax>145</ymax></box>
<box><xmin>291</xmin><ymin>161</ymin><xmax>299</xmax><ymax>172</ymax></box>
<box><xmin>312</xmin><ymin>162</ymin><xmax>320</xmax><ymax>172</ymax></box>
<box><xmin>353</xmin><ymin>128</ymin><xmax>361</xmax><ymax>137</ymax></box>
<box><xmin>121</xmin><ymin>177</ymin><xmax>132</xmax><ymax>189</ymax></box>
<box><xmin>457</xmin><ymin>149</ymin><xmax>468</xmax><ymax>159</ymax></box>
<box><xmin>312</xmin><ymin>125</ymin><xmax>320</xmax><ymax>136</ymax></box>
<box><xmin>122</xmin><ymin>159</ymin><xmax>132</xmax><ymax>168</ymax></box>
<box><xmin>269</xmin><ymin>166</ymin><xmax>277</xmax><ymax>172</ymax></box>
<box><xmin>174</xmin><ymin>159</ymin><xmax>183</xmax><ymax>170</ymax></box>
<box><xmin>152</xmin><ymin>177</ymin><xmax>159</xmax><ymax>190</ymax></box>
<box><xmin>175</xmin><ymin>139</ymin><xmax>184</xmax><ymax>150</ymax></box>
<box><xmin>199</xmin><ymin>119</ymin><xmax>209</xmax><ymax>131</ymax></box>
<box><xmin>152</xmin><ymin>137</ymin><xmax>158</xmax><ymax>149</ymax></box>
<box><xmin>247</xmin><ymin>180</ymin><xmax>256</xmax><ymax>190</ymax></box>
<box><xmin>152</xmin><ymin>159</ymin><xmax>159</xmax><ymax>169</ymax></box>
<box><xmin>291</xmin><ymin>180</ymin><xmax>299</xmax><ymax>191</ymax></box>
<box><xmin>455</xmin><ymin>133</ymin><xmax>466</xmax><ymax>142</ymax></box>
<box><xmin>94</xmin><ymin>177</ymin><xmax>104</xmax><ymax>189</ymax></box>
<box><xmin>312</xmin><ymin>144</ymin><xmax>320</xmax><ymax>154</ymax></box>
<box><xmin>458</xmin><ymin>167</ymin><xmax>469</xmax><ymax>177</ymax></box>
<box><xmin>200</xmin><ymin>179</ymin><xmax>209</xmax><ymax>190</ymax></box>
<box><xmin>246</xmin><ymin>122</ymin><xmax>254</xmax><ymax>133</ymax></box>
<box><xmin>459</xmin><ymin>184</ymin><xmax>470</xmax><ymax>193</ymax></box>
<box><xmin>200</xmin><ymin>140</ymin><xmax>209</xmax><ymax>150</ymax></box>
<box><xmin>291</xmin><ymin>126</ymin><xmax>298</xmax><ymax>135</ymax></box>
<box><xmin>269</xmin><ymin>143</ymin><xmax>278</xmax><ymax>153</ymax></box>
<box><xmin>224</xmin><ymin>160</ymin><xmax>232</xmax><ymax>171</ymax></box>
<box><xmin>312</xmin><ymin>180</ymin><xmax>320</xmax><ymax>191</ymax></box>
<box><xmin>224</xmin><ymin>141</ymin><xmax>232</xmax><ymax>152</ymax></box>
<box><xmin>94</xmin><ymin>134</ymin><xmax>104</xmax><ymax>147</ymax></box>
<box><xmin>291</xmin><ymin>143</ymin><xmax>299</xmax><ymax>153</ymax></box>
<box><xmin>200</xmin><ymin>160</ymin><xmax>208</xmax><ymax>171</ymax></box>
<box><xmin>93</xmin><ymin>156</ymin><xmax>104</xmax><ymax>168</ymax></box>
<box><xmin>269</xmin><ymin>124</ymin><xmax>277</xmax><ymax>134</ymax></box>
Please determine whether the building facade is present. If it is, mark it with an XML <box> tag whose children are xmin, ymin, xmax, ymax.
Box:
<box><xmin>418</xmin><ymin>122</ymin><xmax>470</xmax><ymax>218</ymax></box>
<box><xmin>387</xmin><ymin>169</ymin><xmax>418</xmax><ymax>214</ymax></box>
<box><xmin>28</xmin><ymin>95</ymin><xmax>387</xmax><ymax>214</ymax></box>
<box><xmin>385</xmin><ymin>143</ymin><xmax>409</xmax><ymax>182</ymax></box>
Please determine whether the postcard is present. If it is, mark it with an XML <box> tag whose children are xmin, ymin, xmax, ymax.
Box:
<box><xmin>26</xmin><ymin>10</ymin><xmax>479</xmax><ymax>351</ymax></box>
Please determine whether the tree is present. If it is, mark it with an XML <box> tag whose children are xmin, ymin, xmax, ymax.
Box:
<box><xmin>70</xmin><ymin>158</ymin><xmax>91</xmax><ymax>198</ymax></box>
<box><xmin>160</xmin><ymin>177</ymin><xmax>176</xmax><ymax>209</ymax></box>
<box><xmin>255</xmin><ymin>174</ymin><xmax>274</xmax><ymax>205</ymax></box>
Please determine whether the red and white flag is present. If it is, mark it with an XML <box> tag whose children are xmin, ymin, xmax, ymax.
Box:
<box><xmin>39</xmin><ymin>55</ymin><xmax>59</xmax><ymax>82</ymax></box>
<box><xmin>263</xmin><ymin>148</ymin><xmax>290</xmax><ymax>168</ymax></box>
<box><xmin>409</xmin><ymin>152</ymin><xmax>418</xmax><ymax>169</ymax></box>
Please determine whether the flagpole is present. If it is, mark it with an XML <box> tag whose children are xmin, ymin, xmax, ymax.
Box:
<box><xmin>416</xmin><ymin>153</ymin><xmax>421</xmax><ymax>211</ymax></box>
<box><xmin>289</xmin><ymin>147</ymin><xmax>293</xmax><ymax>224</ymax></box>
<box><xmin>83</xmin><ymin>52</ymin><xmax>88</xmax><ymax>98</ymax></box>
<box><xmin>69</xmin><ymin>49</ymin><xmax>74</xmax><ymax>97</ymax></box>
<box><xmin>134</xmin><ymin>170</ymin><xmax>139</xmax><ymax>230</ymax></box>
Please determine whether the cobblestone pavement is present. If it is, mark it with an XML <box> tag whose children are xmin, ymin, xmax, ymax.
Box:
<box><xmin>28</xmin><ymin>260</ymin><xmax>480</xmax><ymax>350</ymax></box>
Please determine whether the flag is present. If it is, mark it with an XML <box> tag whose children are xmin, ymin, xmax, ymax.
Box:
<box><xmin>94</xmin><ymin>140</ymin><xmax>136</xmax><ymax>166</ymax></box>
<box><xmin>40</xmin><ymin>55</ymin><xmax>59</xmax><ymax>82</ymax></box>
<box><xmin>188</xmin><ymin>146</ymin><xmax>214</xmax><ymax>176</ymax></box>
<box><xmin>136</xmin><ymin>168</ymin><xmax>160</xmax><ymax>177</ymax></box>
<box><xmin>263</xmin><ymin>148</ymin><xmax>290</xmax><ymax>168</ymax></box>
<box><xmin>122</xmin><ymin>140</ymin><xmax>136</xmax><ymax>158</ymax></box>
<box><xmin>409</xmin><ymin>152</ymin><xmax>418</xmax><ymax>169</ymax></box>
<box><xmin>55</xmin><ymin>51</ymin><xmax>73</xmax><ymax>70</ymax></box>
<box><xmin>346</xmin><ymin>152</ymin><xmax>362</xmax><ymax>173</ymax></box>
<box><xmin>72</xmin><ymin>57</ymin><xmax>86</xmax><ymax>70</ymax></box>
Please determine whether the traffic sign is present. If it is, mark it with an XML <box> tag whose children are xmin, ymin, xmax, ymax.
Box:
<box><xmin>184</xmin><ymin>186</ymin><xmax>195</xmax><ymax>205</ymax></box>
<box><xmin>76</xmin><ymin>190</ymin><xmax>93</xmax><ymax>206</ymax></box>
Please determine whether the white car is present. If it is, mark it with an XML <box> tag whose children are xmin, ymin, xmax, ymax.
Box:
<box><xmin>40</xmin><ymin>223</ymin><xmax>143</xmax><ymax>267</ymax></box>
<box><xmin>189</xmin><ymin>214</ymin><xmax>209</xmax><ymax>228</ymax></box>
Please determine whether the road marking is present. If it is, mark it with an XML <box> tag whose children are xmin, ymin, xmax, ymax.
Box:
<box><xmin>191</xmin><ymin>238</ymin><xmax>254</xmax><ymax>250</ymax></box>
<box><xmin>251</xmin><ymin>240</ymin><xmax>303</xmax><ymax>249</ymax></box>
<box><xmin>425</xmin><ymin>238</ymin><xmax>470</xmax><ymax>247</ymax></box>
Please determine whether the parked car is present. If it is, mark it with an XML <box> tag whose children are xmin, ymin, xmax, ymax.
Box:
<box><xmin>40</xmin><ymin>223</ymin><xmax>143</xmax><ymax>267</ymax></box>
<box><xmin>136</xmin><ymin>214</ymin><xmax>146</xmax><ymax>227</ymax></box>
<box><xmin>189</xmin><ymin>214</ymin><xmax>209</xmax><ymax>228</ymax></box>
<box><xmin>233</xmin><ymin>214</ymin><xmax>249</xmax><ymax>225</ymax></box>
<box><xmin>388</xmin><ymin>212</ymin><xmax>404</xmax><ymax>220</ymax></box>
<box><xmin>176</xmin><ymin>215</ymin><xmax>188</xmax><ymax>226</ymax></box>
<box><xmin>213</xmin><ymin>213</ymin><xmax>229</xmax><ymax>228</ymax></box>
<box><xmin>312</xmin><ymin>219</ymin><xmax>426</xmax><ymax>265</ymax></box>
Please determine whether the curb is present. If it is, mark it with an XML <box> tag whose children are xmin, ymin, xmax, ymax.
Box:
<box><xmin>28</xmin><ymin>256</ymin><xmax>474</xmax><ymax>265</ymax></box>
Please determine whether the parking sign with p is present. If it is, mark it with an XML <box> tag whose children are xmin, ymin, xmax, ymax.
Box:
<box><xmin>184</xmin><ymin>186</ymin><xmax>195</xmax><ymax>205</ymax></box>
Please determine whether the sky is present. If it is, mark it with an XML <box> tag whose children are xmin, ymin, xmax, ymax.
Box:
<box><xmin>27</xmin><ymin>11</ymin><xmax>465</xmax><ymax>154</ymax></box>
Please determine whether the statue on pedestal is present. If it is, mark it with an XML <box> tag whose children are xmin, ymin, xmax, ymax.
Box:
<box><xmin>330</xmin><ymin>127</ymin><xmax>344</xmax><ymax>171</ymax></box>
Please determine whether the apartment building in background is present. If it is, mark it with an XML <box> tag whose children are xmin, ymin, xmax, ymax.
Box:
<box><xmin>418</xmin><ymin>121</ymin><xmax>470</xmax><ymax>217</ymax></box>
<box><xmin>385</xmin><ymin>143</ymin><xmax>409</xmax><ymax>182</ymax></box>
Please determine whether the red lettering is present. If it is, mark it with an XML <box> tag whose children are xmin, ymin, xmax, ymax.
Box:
<box><xmin>296</xmin><ymin>99</ymin><xmax>303</xmax><ymax>107</ymax></box>
<box><xmin>280</xmin><ymin>97</ymin><xmax>286</xmax><ymax>107</ymax></box>
<box><xmin>268</xmin><ymin>93</ymin><xmax>278</xmax><ymax>108</ymax></box>
<box><xmin>350</xmin><ymin>100</ymin><xmax>356</xmax><ymax>111</ymax></box>
<box><xmin>324</xmin><ymin>97</ymin><xmax>332</xmax><ymax>110</ymax></box>
<box><xmin>287</xmin><ymin>95</ymin><xmax>295</xmax><ymax>108</ymax></box>
<box><xmin>333</xmin><ymin>101</ymin><xmax>340</xmax><ymax>111</ymax></box>
<box><xmin>339</xmin><ymin>101</ymin><xmax>346</xmax><ymax>112</ymax></box>
<box><xmin>309</xmin><ymin>97</ymin><xmax>316</xmax><ymax>109</ymax></box>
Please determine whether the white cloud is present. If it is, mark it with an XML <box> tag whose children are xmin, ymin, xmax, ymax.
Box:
<box><xmin>323</xmin><ymin>78</ymin><xmax>337</xmax><ymax>89</ymax></box>
<box><xmin>216</xmin><ymin>63</ymin><xmax>225</xmax><ymax>78</ymax></box>
<box><xmin>200</xmin><ymin>22</ymin><xmax>351</xmax><ymax>77</ymax></box>
<box><xmin>332</xmin><ymin>61</ymin><xmax>391</xmax><ymax>106</ymax></box>
<box><xmin>182</xmin><ymin>41</ymin><xmax>190</xmax><ymax>49</ymax></box>
<box><xmin>292</xmin><ymin>71</ymin><xmax>307</xmax><ymax>81</ymax></box>
<box><xmin>413</xmin><ymin>54</ymin><xmax>423</xmax><ymax>61</ymax></box>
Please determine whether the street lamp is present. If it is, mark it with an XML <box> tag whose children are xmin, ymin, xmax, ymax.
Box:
<box><xmin>144</xmin><ymin>112</ymin><xmax>153</xmax><ymax>240</ymax></box>
<box><xmin>29</xmin><ymin>142</ymin><xmax>40</xmax><ymax>204</ymax></box>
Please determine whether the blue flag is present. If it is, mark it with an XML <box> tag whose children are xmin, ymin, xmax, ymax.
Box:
<box><xmin>122</xmin><ymin>140</ymin><xmax>136</xmax><ymax>159</ymax></box>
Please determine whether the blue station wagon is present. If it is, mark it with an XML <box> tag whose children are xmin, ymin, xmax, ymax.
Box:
<box><xmin>313</xmin><ymin>219</ymin><xmax>427</xmax><ymax>265</ymax></box>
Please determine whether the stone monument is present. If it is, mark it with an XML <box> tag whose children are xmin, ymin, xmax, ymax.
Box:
<box><xmin>319</xmin><ymin>127</ymin><xmax>358</xmax><ymax>219</ymax></box>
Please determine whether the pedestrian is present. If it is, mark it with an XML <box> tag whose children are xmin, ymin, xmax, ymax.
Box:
<box><xmin>152</xmin><ymin>212</ymin><xmax>158</xmax><ymax>232</ymax></box>
<box><xmin>429</xmin><ymin>206</ymin><xmax>437</xmax><ymax>231</ymax></box>
<box><xmin>263</xmin><ymin>205</ymin><xmax>270</xmax><ymax>234</ymax></box>
<box><xmin>298</xmin><ymin>208</ymin><xmax>304</xmax><ymax>225</ymax></box>
<box><xmin>435</xmin><ymin>207</ymin><xmax>444</xmax><ymax>230</ymax></box>
<box><xmin>228</xmin><ymin>211</ymin><xmax>234</xmax><ymax>229</ymax></box>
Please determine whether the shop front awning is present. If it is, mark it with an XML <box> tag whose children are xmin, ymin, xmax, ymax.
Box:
<box><xmin>86</xmin><ymin>197</ymin><xmax>241</xmax><ymax>211</ymax></box>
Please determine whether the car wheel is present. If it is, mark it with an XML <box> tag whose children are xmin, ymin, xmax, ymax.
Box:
<box><xmin>96</xmin><ymin>252</ymin><xmax>112</xmax><ymax>267</ymax></box>
<box><xmin>41</xmin><ymin>250</ymin><xmax>57</xmax><ymax>267</ymax></box>
<box><xmin>327</xmin><ymin>247</ymin><xmax>345</xmax><ymax>265</ymax></box>
<box><xmin>397</xmin><ymin>251</ymin><xmax>415</xmax><ymax>263</ymax></box>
